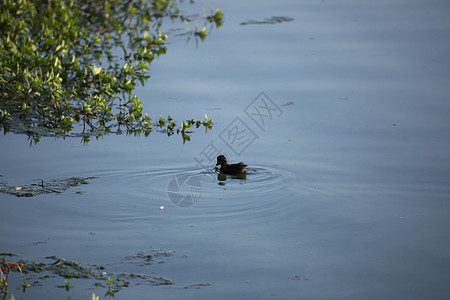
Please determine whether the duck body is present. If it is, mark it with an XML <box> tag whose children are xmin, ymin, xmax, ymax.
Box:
<box><xmin>216</xmin><ymin>155</ymin><xmax>247</xmax><ymax>174</ymax></box>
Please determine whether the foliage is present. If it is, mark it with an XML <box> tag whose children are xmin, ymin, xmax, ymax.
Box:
<box><xmin>1</xmin><ymin>255</ymin><xmax>30</xmax><ymax>297</ymax></box>
<box><xmin>0</xmin><ymin>0</ymin><xmax>223</xmax><ymax>144</ymax></box>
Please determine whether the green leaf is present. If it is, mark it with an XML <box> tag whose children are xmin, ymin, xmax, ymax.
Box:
<box><xmin>91</xmin><ymin>64</ymin><xmax>102</xmax><ymax>75</ymax></box>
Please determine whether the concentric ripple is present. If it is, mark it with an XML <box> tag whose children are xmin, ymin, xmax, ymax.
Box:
<box><xmin>91</xmin><ymin>164</ymin><xmax>298</xmax><ymax>225</ymax></box>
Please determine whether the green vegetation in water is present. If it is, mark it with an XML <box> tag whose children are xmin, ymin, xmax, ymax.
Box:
<box><xmin>0</xmin><ymin>176</ymin><xmax>95</xmax><ymax>197</ymax></box>
<box><xmin>101</xmin><ymin>277</ymin><xmax>131</xmax><ymax>297</ymax></box>
<box><xmin>182</xmin><ymin>7</ymin><xmax>224</xmax><ymax>43</ymax></box>
<box><xmin>56</xmin><ymin>279</ymin><xmax>72</xmax><ymax>292</ymax></box>
<box><xmin>1</xmin><ymin>252</ymin><xmax>182</xmax><ymax>298</ymax></box>
<box><xmin>0</xmin><ymin>0</ymin><xmax>222</xmax><ymax>144</ymax></box>
<box><xmin>1</xmin><ymin>254</ymin><xmax>31</xmax><ymax>297</ymax></box>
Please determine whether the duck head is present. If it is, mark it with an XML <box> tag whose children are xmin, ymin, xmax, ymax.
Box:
<box><xmin>216</xmin><ymin>155</ymin><xmax>228</xmax><ymax>167</ymax></box>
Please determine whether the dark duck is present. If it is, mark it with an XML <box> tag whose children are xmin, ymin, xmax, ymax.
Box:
<box><xmin>215</xmin><ymin>155</ymin><xmax>247</xmax><ymax>174</ymax></box>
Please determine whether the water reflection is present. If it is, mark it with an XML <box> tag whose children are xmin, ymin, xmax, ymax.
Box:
<box><xmin>217</xmin><ymin>172</ymin><xmax>247</xmax><ymax>184</ymax></box>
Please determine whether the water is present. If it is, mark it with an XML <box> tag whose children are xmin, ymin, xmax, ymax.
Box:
<box><xmin>2</xmin><ymin>0</ymin><xmax>450</xmax><ymax>299</ymax></box>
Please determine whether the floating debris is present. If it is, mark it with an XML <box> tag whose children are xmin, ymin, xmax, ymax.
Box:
<box><xmin>1</xmin><ymin>262</ymin><xmax>24</xmax><ymax>270</ymax></box>
<box><xmin>149</xmin><ymin>276</ymin><xmax>175</xmax><ymax>286</ymax></box>
<box><xmin>240</xmin><ymin>16</ymin><xmax>294</xmax><ymax>25</ymax></box>
<box><xmin>183</xmin><ymin>282</ymin><xmax>212</xmax><ymax>289</ymax></box>
<box><xmin>292</xmin><ymin>274</ymin><xmax>310</xmax><ymax>280</ymax></box>
<box><xmin>0</xmin><ymin>176</ymin><xmax>96</xmax><ymax>197</ymax></box>
<box><xmin>126</xmin><ymin>249</ymin><xmax>175</xmax><ymax>266</ymax></box>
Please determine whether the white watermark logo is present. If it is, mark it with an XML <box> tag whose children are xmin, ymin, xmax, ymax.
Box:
<box><xmin>167</xmin><ymin>174</ymin><xmax>202</xmax><ymax>207</ymax></box>
<box><xmin>167</xmin><ymin>92</ymin><xmax>283</xmax><ymax>207</ymax></box>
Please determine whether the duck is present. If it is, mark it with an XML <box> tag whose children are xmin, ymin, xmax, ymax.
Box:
<box><xmin>215</xmin><ymin>155</ymin><xmax>247</xmax><ymax>174</ymax></box>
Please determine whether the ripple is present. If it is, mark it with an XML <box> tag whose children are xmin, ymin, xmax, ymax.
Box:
<box><xmin>198</xmin><ymin>165</ymin><xmax>297</xmax><ymax>223</ymax></box>
<box><xmin>91</xmin><ymin>165</ymin><xmax>298</xmax><ymax>225</ymax></box>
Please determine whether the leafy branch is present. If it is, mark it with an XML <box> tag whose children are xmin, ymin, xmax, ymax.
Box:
<box><xmin>0</xmin><ymin>0</ymin><xmax>223</xmax><ymax>144</ymax></box>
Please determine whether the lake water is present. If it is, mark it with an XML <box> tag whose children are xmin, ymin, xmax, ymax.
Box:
<box><xmin>1</xmin><ymin>0</ymin><xmax>450</xmax><ymax>299</ymax></box>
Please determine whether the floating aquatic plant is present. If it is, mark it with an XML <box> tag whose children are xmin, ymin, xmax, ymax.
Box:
<box><xmin>0</xmin><ymin>176</ymin><xmax>96</xmax><ymax>197</ymax></box>
<box><xmin>3</xmin><ymin>252</ymin><xmax>178</xmax><ymax>297</ymax></box>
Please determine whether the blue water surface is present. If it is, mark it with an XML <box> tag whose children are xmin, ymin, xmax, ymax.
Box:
<box><xmin>1</xmin><ymin>0</ymin><xmax>450</xmax><ymax>299</ymax></box>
